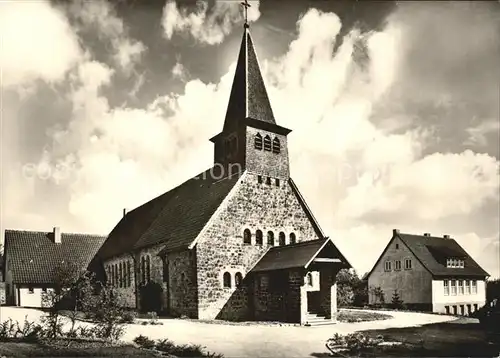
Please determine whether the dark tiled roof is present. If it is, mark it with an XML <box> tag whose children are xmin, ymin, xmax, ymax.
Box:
<box><xmin>397</xmin><ymin>233</ymin><xmax>490</xmax><ymax>277</ymax></box>
<box><xmin>96</xmin><ymin>168</ymin><xmax>241</xmax><ymax>260</ymax></box>
<box><xmin>4</xmin><ymin>230</ymin><xmax>106</xmax><ymax>284</ymax></box>
<box><xmin>251</xmin><ymin>238</ymin><xmax>351</xmax><ymax>273</ymax></box>
<box><xmin>223</xmin><ymin>27</ymin><xmax>275</xmax><ymax>131</ymax></box>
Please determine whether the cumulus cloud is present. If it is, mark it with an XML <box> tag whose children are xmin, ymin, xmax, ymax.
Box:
<box><xmin>0</xmin><ymin>1</ymin><xmax>81</xmax><ymax>88</ymax></box>
<box><xmin>162</xmin><ymin>0</ymin><xmax>261</xmax><ymax>45</ymax></box>
<box><xmin>2</xmin><ymin>1</ymin><xmax>499</xmax><ymax>277</ymax></box>
<box><xmin>67</xmin><ymin>0</ymin><xmax>146</xmax><ymax>73</ymax></box>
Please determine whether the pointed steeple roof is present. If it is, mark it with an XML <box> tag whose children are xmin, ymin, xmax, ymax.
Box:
<box><xmin>223</xmin><ymin>25</ymin><xmax>276</xmax><ymax>130</ymax></box>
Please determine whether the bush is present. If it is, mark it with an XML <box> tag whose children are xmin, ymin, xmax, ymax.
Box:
<box><xmin>120</xmin><ymin>310</ymin><xmax>137</xmax><ymax>323</ymax></box>
<box><xmin>0</xmin><ymin>317</ymin><xmax>43</xmax><ymax>342</ymax></box>
<box><xmin>133</xmin><ymin>335</ymin><xmax>223</xmax><ymax>357</ymax></box>
<box><xmin>326</xmin><ymin>332</ymin><xmax>384</xmax><ymax>357</ymax></box>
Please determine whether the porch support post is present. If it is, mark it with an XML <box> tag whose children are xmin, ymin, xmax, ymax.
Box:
<box><xmin>331</xmin><ymin>281</ymin><xmax>338</xmax><ymax>321</ymax></box>
<box><xmin>300</xmin><ymin>284</ymin><xmax>308</xmax><ymax>325</ymax></box>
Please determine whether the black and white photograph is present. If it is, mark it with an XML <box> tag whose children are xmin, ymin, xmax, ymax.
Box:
<box><xmin>0</xmin><ymin>0</ymin><xmax>499</xmax><ymax>356</ymax></box>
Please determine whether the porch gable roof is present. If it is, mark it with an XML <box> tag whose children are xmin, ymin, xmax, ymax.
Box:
<box><xmin>250</xmin><ymin>237</ymin><xmax>350</xmax><ymax>273</ymax></box>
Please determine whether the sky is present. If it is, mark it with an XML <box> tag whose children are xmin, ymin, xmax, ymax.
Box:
<box><xmin>1</xmin><ymin>0</ymin><xmax>499</xmax><ymax>278</ymax></box>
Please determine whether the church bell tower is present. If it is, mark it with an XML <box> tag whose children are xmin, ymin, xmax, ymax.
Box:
<box><xmin>210</xmin><ymin>1</ymin><xmax>292</xmax><ymax>180</ymax></box>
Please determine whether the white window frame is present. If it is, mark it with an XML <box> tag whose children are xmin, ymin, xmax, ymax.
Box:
<box><xmin>458</xmin><ymin>280</ymin><xmax>464</xmax><ymax>295</ymax></box>
<box><xmin>394</xmin><ymin>260</ymin><xmax>402</xmax><ymax>271</ymax></box>
<box><xmin>471</xmin><ymin>280</ymin><xmax>477</xmax><ymax>294</ymax></box>
<box><xmin>444</xmin><ymin>280</ymin><xmax>449</xmax><ymax>296</ymax></box>
<box><xmin>451</xmin><ymin>280</ymin><xmax>457</xmax><ymax>296</ymax></box>
<box><xmin>404</xmin><ymin>258</ymin><xmax>412</xmax><ymax>270</ymax></box>
<box><xmin>384</xmin><ymin>261</ymin><xmax>392</xmax><ymax>272</ymax></box>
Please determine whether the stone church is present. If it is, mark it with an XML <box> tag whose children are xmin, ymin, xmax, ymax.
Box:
<box><xmin>92</xmin><ymin>21</ymin><xmax>351</xmax><ymax>325</ymax></box>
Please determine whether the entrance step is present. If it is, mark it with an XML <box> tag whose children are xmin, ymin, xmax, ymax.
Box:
<box><xmin>305</xmin><ymin>312</ymin><xmax>336</xmax><ymax>326</ymax></box>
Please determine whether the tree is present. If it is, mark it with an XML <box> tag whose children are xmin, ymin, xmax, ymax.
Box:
<box><xmin>369</xmin><ymin>286</ymin><xmax>385</xmax><ymax>305</ymax></box>
<box><xmin>336</xmin><ymin>269</ymin><xmax>368</xmax><ymax>307</ymax></box>
<box><xmin>391</xmin><ymin>290</ymin><xmax>404</xmax><ymax>309</ymax></box>
<box><xmin>487</xmin><ymin>278</ymin><xmax>500</xmax><ymax>302</ymax></box>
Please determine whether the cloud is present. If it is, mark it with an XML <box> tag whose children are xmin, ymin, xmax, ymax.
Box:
<box><xmin>465</xmin><ymin>119</ymin><xmax>500</xmax><ymax>147</ymax></box>
<box><xmin>67</xmin><ymin>0</ymin><xmax>146</xmax><ymax>73</ymax></box>
<box><xmin>0</xmin><ymin>1</ymin><xmax>81</xmax><ymax>88</ymax></box>
<box><xmin>162</xmin><ymin>0</ymin><xmax>261</xmax><ymax>45</ymax></box>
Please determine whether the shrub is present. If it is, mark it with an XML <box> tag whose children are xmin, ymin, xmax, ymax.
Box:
<box><xmin>326</xmin><ymin>332</ymin><xmax>384</xmax><ymax>356</ymax></box>
<box><xmin>391</xmin><ymin>290</ymin><xmax>404</xmax><ymax>309</ymax></box>
<box><xmin>0</xmin><ymin>317</ymin><xmax>43</xmax><ymax>342</ymax></box>
<box><xmin>133</xmin><ymin>334</ymin><xmax>156</xmax><ymax>349</ymax></box>
<box><xmin>120</xmin><ymin>310</ymin><xmax>137</xmax><ymax>323</ymax></box>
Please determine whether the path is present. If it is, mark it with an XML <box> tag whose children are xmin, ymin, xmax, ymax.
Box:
<box><xmin>0</xmin><ymin>307</ymin><xmax>456</xmax><ymax>357</ymax></box>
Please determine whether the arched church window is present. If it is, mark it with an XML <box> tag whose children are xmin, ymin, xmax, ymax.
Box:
<box><xmin>110</xmin><ymin>265</ymin><xmax>114</xmax><ymax>286</ymax></box>
<box><xmin>272</xmin><ymin>137</ymin><xmax>280</xmax><ymax>154</ymax></box>
<box><xmin>264</xmin><ymin>135</ymin><xmax>271</xmax><ymax>151</ymax></box>
<box><xmin>306</xmin><ymin>272</ymin><xmax>313</xmax><ymax>286</ymax></box>
<box><xmin>267</xmin><ymin>231</ymin><xmax>275</xmax><ymax>246</ymax></box>
<box><xmin>290</xmin><ymin>233</ymin><xmax>296</xmax><ymax>245</ymax></box>
<box><xmin>141</xmin><ymin>256</ymin><xmax>146</xmax><ymax>285</ymax></box>
<box><xmin>235</xmin><ymin>272</ymin><xmax>243</xmax><ymax>287</ymax></box>
<box><xmin>162</xmin><ymin>258</ymin><xmax>168</xmax><ymax>283</ymax></box>
<box><xmin>127</xmin><ymin>261</ymin><xmax>132</xmax><ymax>287</ymax></box>
<box><xmin>243</xmin><ymin>229</ymin><xmax>251</xmax><ymax>245</ymax></box>
<box><xmin>256</xmin><ymin>230</ymin><xmax>263</xmax><ymax>245</ymax></box>
<box><xmin>254</xmin><ymin>133</ymin><xmax>263</xmax><ymax>150</ymax></box>
<box><xmin>223</xmin><ymin>272</ymin><xmax>231</xmax><ymax>288</ymax></box>
<box><xmin>279</xmin><ymin>232</ymin><xmax>286</xmax><ymax>246</ymax></box>
<box><xmin>119</xmin><ymin>262</ymin><xmax>123</xmax><ymax>288</ymax></box>
<box><xmin>114</xmin><ymin>264</ymin><xmax>118</xmax><ymax>287</ymax></box>
<box><xmin>145</xmin><ymin>255</ymin><xmax>151</xmax><ymax>283</ymax></box>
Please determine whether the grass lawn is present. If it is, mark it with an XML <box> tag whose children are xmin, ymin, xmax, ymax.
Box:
<box><xmin>0</xmin><ymin>338</ymin><xmax>164</xmax><ymax>357</ymax></box>
<box><xmin>358</xmin><ymin>318</ymin><xmax>500</xmax><ymax>357</ymax></box>
<box><xmin>337</xmin><ymin>309</ymin><xmax>392</xmax><ymax>323</ymax></box>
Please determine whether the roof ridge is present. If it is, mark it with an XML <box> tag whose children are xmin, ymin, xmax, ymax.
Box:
<box><xmin>4</xmin><ymin>229</ymin><xmax>106</xmax><ymax>237</ymax></box>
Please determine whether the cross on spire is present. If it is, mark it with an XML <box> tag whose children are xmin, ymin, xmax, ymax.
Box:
<box><xmin>240</xmin><ymin>0</ymin><xmax>251</xmax><ymax>28</ymax></box>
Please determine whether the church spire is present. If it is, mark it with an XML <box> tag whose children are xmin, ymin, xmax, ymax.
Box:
<box><xmin>222</xmin><ymin>2</ymin><xmax>276</xmax><ymax>131</ymax></box>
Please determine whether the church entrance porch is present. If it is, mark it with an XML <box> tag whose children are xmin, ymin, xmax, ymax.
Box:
<box><xmin>249</xmin><ymin>237</ymin><xmax>350</xmax><ymax>325</ymax></box>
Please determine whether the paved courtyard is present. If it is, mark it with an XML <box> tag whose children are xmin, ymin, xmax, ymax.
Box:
<box><xmin>0</xmin><ymin>307</ymin><xmax>456</xmax><ymax>357</ymax></box>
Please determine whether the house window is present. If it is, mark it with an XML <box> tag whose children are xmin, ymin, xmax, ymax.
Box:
<box><xmin>223</xmin><ymin>272</ymin><xmax>231</xmax><ymax>288</ymax></box>
<box><xmin>395</xmin><ymin>260</ymin><xmax>402</xmax><ymax>271</ymax></box>
<box><xmin>28</xmin><ymin>287</ymin><xmax>34</xmax><ymax>294</ymax></box>
<box><xmin>162</xmin><ymin>259</ymin><xmax>168</xmax><ymax>283</ymax></box>
<box><xmin>465</xmin><ymin>280</ymin><xmax>471</xmax><ymax>294</ymax></box>
<box><xmin>459</xmin><ymin>305</ymin><xmax>465</xmax><ymax>315</ymax></box>
<box><xmin>235</xmin><ymin>272</ymin><xmax>243</xmax><ymax>287</ymax></box>
<box><xmin>243</xmin><ymin>229</ymin><xmax>251</xmax><ymax>245</ymax></box>
<box><xmin>257</xmin><ymin>175</ymin><xmax>263</xmax><ymax>183</ymax></box>
<box><xmin>256</xmin><ymin>230</ymin><xmax>263</xmax><ymax>245</ymax></box>
<box><xmin>279</xmin><ymin>232</ymin><xmax>286</xmax><ymax>246</ymax></box>
<box><xmin>467</xmin><ymin>304</ymin><xmax>472</xmax><ymax>315</ymax></box>
<box><xmin>404</xmin><ymin>258</ymin><xmax>412</xmax><ymax>270</ymax></box>
<box><xmin>384</xmin><ymin>261</ymin><xmax>392</xmax><ymax>272</ymax></box>
<box><xmin>254</xmin><ymin>133</ymin><xmax>263</xmax><ymax>150</ymax></box>
<box><xmin>266</xmin><ymin>177</ymin><xmax>271</xmax><ymax>185</ymax></box>
<box><xmin>473</xmin><ymin>303</ymin><xmax>478</xmax><ymax>312</ymax></box>
<box><xmin>275</xmin><ymin>178</ymin><xmax>280</xmax><ymax>187</ymax></box>
<box><xmin>263</xmin><ymin>135</ymin><xmax>271</xmax><ymax>151</ymax></box>
<box><xmin>458</xmin><ymin>280</ymin><xmax>464</xmax><ymax>295</ymax></box>
<box><xmin>395</xmin><ymin>243</ymin><xmax>399</xmax><ymax>249</ymax></box>
<box><xmin>290</xmin><ymin>233</ymin><xmax>296</xmax><ymax>245</ymax></box>
<box><xmin>272</xmin><ymin>137</ymin><xmax>280</xmax><ymax>154</ymax></box>
<box><xmin>267</xmin><ymin>231</ymin><xmax>275</xmax><ymax>246</ymax></box>
<box><xmin>471</xmin><ymin>280</ymin><xmax>477</xmax><ymax>294</ymax></box>
<box><xmin>452</xmin><ymin>305</ymin><xmax>458</xmax><ymax>315</ymax></box>
<box><xmin>42</xmin><ymin>288</ymin><xmax>47</xmax><ymax>293</ymax></box>
<box><xmin>445</xmin><ymin>306</ymin><xmax>450</xmax><ymax>314</ymax></box>
<box><xmin>306</xmin><ymin>272</ymin><xmax>313</xmax><ymax>286</ymax></box>
<box><xmin>444</xmin><ymin>280</ymin><xmax>449</xmax><ymax>295</ymax></box>
<box><xmin>451</xmin><ymin>280</ymin><xmax>457</xmax><ymax>295</ymax></box>
<box><xmin>259</xmin><ymin>274</ymin><xmax>269</xmax><ymax>290</ymax></box>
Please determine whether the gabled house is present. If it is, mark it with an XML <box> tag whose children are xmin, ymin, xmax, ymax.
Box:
<box><xmin>91</xmin><ymin>21</ymin><xmax>352</xmax><ymax>325</ymax></box>
<box><xmin>3</xmin><ymin>227</ymin><xmax>106</xmax><ymax>307</ymax></box>
<box><xmin>367</xmin><ymin>229</ymin><xmax>489</xmax><ymax>315</ymax></box>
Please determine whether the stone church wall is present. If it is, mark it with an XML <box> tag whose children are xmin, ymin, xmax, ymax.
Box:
<box><xmin>196</xmin><ymin>172</ymin><xmax>321</xmax><ymax>320</ymax></box>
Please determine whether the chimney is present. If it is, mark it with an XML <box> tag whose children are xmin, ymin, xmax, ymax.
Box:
<box><xmin>123</xmin><ymin>208</ymin><xmax>128</xmax><ymax>217</ymax></box>
<box><xmin>393</xmin><ymin>229</ymin><xmax>400</xmax><ymax>235</ymax></box>
<box><xmin>443</xmin><ymin>234</ymin><xmax>450</xmax><ymax>239</ymax></box>
<box><xmin>424</xmin><ymin>233</ymin><xmax>431</xmax><ymax>237</ymax></box>
<box><xmin>53</xmin><ymin>226</ymin><xmax>61</xmax><ymax>244</ymax></box>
